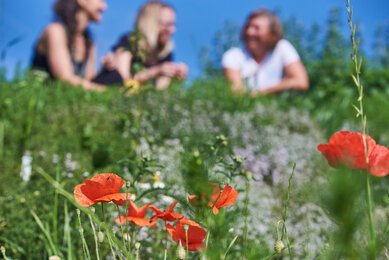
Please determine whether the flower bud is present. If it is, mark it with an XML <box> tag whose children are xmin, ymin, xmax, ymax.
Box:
<box><xmin>135</xmin><ymin>242</ymin><xmax>141</xmax><ymax>249</ymax></box>
<box><xmin>177</xmin><ymin>241</ymin><xmax>186</xmax><ymax>259</ymax></box>
<box><xmin>245</xmin><ymin>171</ymin><xmax>253</xmax><ymax>180</ymax></box>
<box><xmin>49</xmin><ymin>256</ymin><xmax>61</xmax><ymax>260</ymax></box>
<box><xmin>183</xmin><ymin>224</ymin><xmax>189</xmax><ymax>232</ymax></box>
<box><xmin>98</xmin><ymin>231</ymin><xmax>104</xmax><ymax>243</ymax></box>
<box><xmin>193</xmin><ymin>150</ymin><xmax>200</xmax><ymax>157</ymax></box>
<box><xmin>274</xmin><ymin>240</ymin><xmax>285</xmax><ymax>254</ymax></box>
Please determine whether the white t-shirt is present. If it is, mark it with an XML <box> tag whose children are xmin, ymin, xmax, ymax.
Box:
<box><xmin>222</xmin><ymin>39</ymin><xmax>300</xmax><ymax>91</ymax></box>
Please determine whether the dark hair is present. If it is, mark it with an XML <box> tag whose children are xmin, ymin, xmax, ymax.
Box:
<box><xmin>241</xmin><ymin>9</ymin><xmax>283</xmax><ymax>49</ymax></box>
<box><xmin>54</xmin><ymin>0</ymin><xmax>92</xmax><ymax>49</ymax></box>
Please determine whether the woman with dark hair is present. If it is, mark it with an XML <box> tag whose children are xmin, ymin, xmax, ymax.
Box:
<box><xmin>94</xmin><ymin>1</ymin><xmax>188</xmax><ymax>90</ymax></box>
<box><xmin>222</xmin><ymin>9</ymin><xmax>309</xmax><ymax>95</ymax></box>
<box><xmin>31</xmin><ymin>0</ymin><xmax>107</xmax><ymax>91</ymax></box>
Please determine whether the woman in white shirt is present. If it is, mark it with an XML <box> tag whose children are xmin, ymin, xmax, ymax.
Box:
<box><xmin>222</xmin><ymin>9</ymin><xmax>309</xmax><ymax>95</ymax></box>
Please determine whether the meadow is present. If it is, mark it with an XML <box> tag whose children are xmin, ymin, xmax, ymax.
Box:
<box><xmin>1</xmin><ymin>3</ymin><xmax>389</xmax><ymax>260</ymax></box>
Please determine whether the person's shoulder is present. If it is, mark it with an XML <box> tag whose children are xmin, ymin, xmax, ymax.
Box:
<box><xmin>45</xmin><ymin>22</ymin><xmax>67</xmax><ymax>35</ymax></box>
<box><xmin>275</xmin><ymin>39</ymin><xmax>297</xmax><ymax>52</ymax></box>
<box><xmin>224</xmin><ymin>47</ymin><xmax>245</xmax><ymax>57</ymax></box>
<box><xmin>274</xmin><ymin>39</ymin><xmax>300</xmax><ymax>64</ymax></box>
<box><xmin>222</xmin><ymin>47</ymin><xmax>246</xmax><ymax>68</ymax></box>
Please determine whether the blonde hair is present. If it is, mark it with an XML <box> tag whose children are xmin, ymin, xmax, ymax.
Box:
<box><xmin>135</xmin><ymin>1</ymin><xmax>174</xmax><ymax>61</ymax></box>
<box><xmin>241</xmin><ymin>9</ymin><xmax>283</xmax><ymax>49</ymax></box>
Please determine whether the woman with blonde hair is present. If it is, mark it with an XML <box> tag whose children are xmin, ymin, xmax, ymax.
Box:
<box><xmin>222</xmin><ymin>9</ymin><xmax>309</xmax><ymax>95</ymax></box>
<box><xmin>31</xmin><ymin>0</ymin><xmax>107</xmax><ymax>91</ymax></box>
<box><xmin>95</xmin><ymin>1</ymin><xmax>188</xmax><ymax>89</ymax></box>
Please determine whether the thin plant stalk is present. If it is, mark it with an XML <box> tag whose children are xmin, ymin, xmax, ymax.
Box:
<box><xmin>243</xmin><ymin>179</ymin><xmax>250</xmax><ymax>258</ymax></box>
<box><xmin>64</xmin><ymin>201</ymin><xmax>72</xmax><ymax>260</ymax></box>
<box><xmin>185</xmin><ymin>229</ymin><xmax>189</xmax><ymax>260</ymax></box>
<box><xmin>281</xmin><ymin>163</ymin><xmax>296</xmax><ymax>260</ymax></box>
<box><xmin>346</xmin><ymin>0</ymin><xmax>376</xmax><ymax>252</ymax></box>
<box><xmin>53</xmin><ymin>161</ymin><xmax>60</xmax><ymax>247</ymax></box>
<box><xmin>116</xmin><ymin>205</ymin><xmax>128</xmax><ymax>254</ymax></box>
<box><xmin>106</xmin><ymin>231</ymin><xmax>118</xmax><ymax>260</ymax></box>
<box><xmin>125</xmin><ymin>184</ymin><xmax>131</xmax><ymax>255</ymax></box>
<box><xmin>88</xmin><ymin>214</ymin><xmax>100</xmax><ymax>260</ymax></box>
<box><xmin>0</xmin><ymin>246</ymin><xmax>9</xmax><ymax>260</ymax></box>
<box><xmin>77</xmin><ymin>209</ymin><xmax>91</xmax><ymax>260</ymax></box>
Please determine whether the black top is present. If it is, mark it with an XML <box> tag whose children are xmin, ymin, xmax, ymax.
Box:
<box><xmin>113</xmin><ymin>32</ymin><xmax>173</xmax><ymax>68</ymax></box>
<box><xmin>31</xmin><ymin>24</ymin><xmax>90</xmax><ymax>78</ymax></box>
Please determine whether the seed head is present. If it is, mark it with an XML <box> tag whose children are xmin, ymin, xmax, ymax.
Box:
<box><xmin>177</xmin><ymin>241</ymin><xmax>186</xmax><ymax>259</ymax></box>
<box><xmin>98</xmin><ymin>231</ymin><xmax>104</xmax><ymax>243</ymax></box>
<box><xmin>49</xmin><ymin>256</ymin><xmax>61</xmax><ymax>260</ymax></box>
<box><xmin>274</xmin><ymin>240</ymin><xmax>285</xmax><ymax>254</ymax></box>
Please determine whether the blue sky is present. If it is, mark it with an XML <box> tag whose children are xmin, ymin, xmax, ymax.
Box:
<box><xmin>1</xmin><ymin>0</ymin><xmax>388</xmax><ymax>80</ymax></box>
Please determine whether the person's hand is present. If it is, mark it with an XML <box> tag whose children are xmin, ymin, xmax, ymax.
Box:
<box><xmin>158</xmin><ymin>62</ymin><xmax>177</xmax><ymax>78</ymax></box>
<box><xmin>174</xmin><ymin>62</ymin><xmax>188</xmax><ymax>80</ymax></box>
<box><xmin>101</xmin><ymin>52</ymin><xmax>117</xmax><ymax>71</ymax></box>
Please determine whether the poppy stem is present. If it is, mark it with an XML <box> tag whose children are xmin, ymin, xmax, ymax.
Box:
<box><xmin>101</xmin><ymin>202</ymin><xmax>106</xmax><ymax>223</ymax></box>
<box><xmin>164</xmin><ymin>220</ymin><xmax>168</xmax><ymax>250</ymax></box>
<box><xmin>185</xmin><ymin>228</ymin><xmax>189</xmax><ymax>260</ymax></box>
<box><xmin>243</xmin><ymin>179</ymin><xmax>250</xmax><ymax>258</ymax></box>
<box><xmin>366</xmin><ymin>174</ymin><xmax>376</xmax><ymax>256</ymax></box>
<box><xmin>116</xmin><ymin>205</ymin><xmax>128</xmax><ymax>254</ymax></box>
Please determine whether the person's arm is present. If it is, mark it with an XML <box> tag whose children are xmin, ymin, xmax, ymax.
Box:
<box><xmin>113</xmin><ymin>47</ymin><xmax>132</xmax><ymax>82</ymax></box>
<box><xmin>133</xmin><ymin>61</ymin><xmax>176</xmax><ymax>84</ymax></box>
<box><xmin>253</xmin><ymin>60</ymin><xmax>309</xmax><ymax>96</ymax></box>
<box><xmin>224</xmin><ymin>67</ymin><xmax>245</xmax><ymax>93</ymax></box>
<box><xmin>85</xmin><ymin>44</ymin><xmax>97</xmax><ymax>80</ymax></box>
<box><xmin>45</xmin><ymin>23</ymin><xmax>106</xmax><ymax>91</ymax></box>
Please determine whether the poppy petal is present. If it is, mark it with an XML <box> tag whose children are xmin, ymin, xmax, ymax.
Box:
<box><xmin>318</xmin><ymin>131</ymin><xmax>370</xmax><ymax>170</ymax></box>
<box><xmin>216</xmin><ymin>185</ymin><xmax>238</xmax><ymax>208</ymax></box>
<box><xmin>368</xmin><ymin>144</ymin><xmax>389</xmax><ymax>177</ymax></box>
<box><xmin>95</xmin><ymin>193</ymin><xmax>132</xmax><ymax>205</ymax></box>
<box><xmin>74</xmin><ymin>183</ymin><xmax>95</xmax><ymax>207</ymax></box>
<box><xmin>166</xmin><ymin>200</ymin><xmax>178</xmax><ymax>212</ymax></box>
<box><xmin>127</xmin><ymin>217</ymin><xmax>155</xmax><ymax>227</ymax></box>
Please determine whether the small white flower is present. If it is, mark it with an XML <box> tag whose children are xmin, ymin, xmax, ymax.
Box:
<box><xmin>162</xmin><ymin>195</ymin><xmax>174</xmax><ymax>204</ymax></box>
<box><xmin>83</xmin><ymin>172</ymin><xmax>90</xmax><ymax>177</ymax></box>
<box><xmin>153</xmin><ymin>171</ymin><xmax>161</xmax><ymax>180</ymax></box>
<box><xmin>20</xmin><ymin>151</ymin><xmax>32</xmax><ymax>182</ymax></box>
<box><xmin>153</xmin><ymin>180</ymin><xmax>165</xmax><ymax>188</ymax></box>
<box><xmin>130</xmin><ymin>195</ymin><xmax>136</xmax><ymax>201</ymax></box>
<box><xmin>139</xmin><ymin>182</ymin><xmax>151</xmax><ymax>189</ymax></box>
<box><xmin>52</xmin><ymin>154</ymin><xmax>59</xmax><ymax>164</ymax></box>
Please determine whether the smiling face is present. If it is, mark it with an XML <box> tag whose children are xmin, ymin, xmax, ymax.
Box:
<box><xmin>158</xmin><ymin>7</ymin><xmax>176</xmax><ymax>46</ymax></box>
<box><xmin>79</xmin><ymin>0</ymin><xmax>107</xmax><ymax>22</ymax></box>
<box><xmin>243</xmin><ymin>16</ymin><xmax>275</xmax><ymax>52</ymax></box>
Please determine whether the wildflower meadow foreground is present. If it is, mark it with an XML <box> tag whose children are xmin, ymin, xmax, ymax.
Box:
<box><xmin>2</xmin><ymin>1</ymin><xmax>389</xmax><ymax>259</ymax></box>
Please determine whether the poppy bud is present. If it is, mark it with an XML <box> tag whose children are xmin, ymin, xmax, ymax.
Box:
<box><xmin>98</xmin><ymin>231</ymin><xmax>104</xmax><ymax>243</ymax></box>
<box><xmin>49</xmin><ymin>256</ymin><xmax>61</xmax><ymax>260</ymax></box>
<box><xmin>177</xmin><ymin>241</ymin><xmax>186</xmax><ymax>259</ymax></box>
<box><xmin>0</xmin><ymin>246</ymin><xmax>5</xmax><ymax>254</ymax></box>
<box><xmin>245</xmin><ymin>171</ymin><xmax>253</xmax><ymax>180</ymax></box>
<box><xmin>193</xmin><ymin>150</ymin><xmax>200</xmax><ymax>157</ymax></box>
<box><xmin>183</xmin><ymin>224</ymin><xmax>189</xmax><ymax>232</ymax></box>
<box><xmin>135</xmin><ymin>242</ymin><xmax>141</xmax><ymax>249</ymax></box>
<box><xmin>274</xmin><ymin>240</ymin><xmax>285</xmax><ymax>254</ymax></box>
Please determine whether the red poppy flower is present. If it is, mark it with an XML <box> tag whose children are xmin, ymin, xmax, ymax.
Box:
<box><xmin>149</xmin><ymin>200</ymin><xmax>184</xmax><ymax>222</ymax></box>
<box><xmin>115</xmin><ymin>200</ymin><xmax>156</xmax><ymax>227</ymax></box>
<box><xmin>317</xmin><ymin>131</ymin><xmax>389</xmax><ymax>177</ymax></box>
<box><xmin>74</xmin><ymin>173</ymin><xmax>131</xmax><ymax>207</ymax></box>
<box><xmin>188</xmin><ymin>182</ymin><xmax>238</xmax><ymax>215</ymax></box>
<box><xmin>166</xmin><ymin>219</ymin><xmax>207</xmax><ymax>251</ymax></box>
